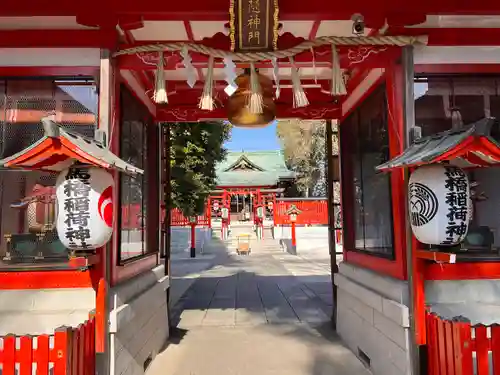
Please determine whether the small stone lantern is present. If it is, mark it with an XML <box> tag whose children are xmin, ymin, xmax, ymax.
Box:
<box><xmin>285</xmin><ymin>205</ymin><xmax>302</xmax><ymax>255</ymax></box>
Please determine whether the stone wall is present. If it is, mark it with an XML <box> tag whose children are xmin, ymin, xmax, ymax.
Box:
<box><xmin>274</xmin><ymin>226</ymin><xmax>341</xmax><ymax>257</ymax></box>
<box><xmin>109</xmin><ymin>265</ymin><xmax>169</xmax><ymax>375</ymax></box>
<box><xmin>170</xmin><ymin>227</ymin><xmax>212</xmax><ymax>256</ymax></box>
<box><xmin>426</xmin><ymin>279</ymin><xmax>500</xmax><ymax>325</ymax></box>
<box><xmin>0</xmin><ymin>288</ymin><xmax>95</xmax><ymax>335</ymax></box>
<box><xmin>335</xmin><ymin>262</ymin><xmax>411</xmax><ymax>375</ymax></box>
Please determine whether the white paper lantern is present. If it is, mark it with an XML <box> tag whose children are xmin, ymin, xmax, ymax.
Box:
<box><xmin>408</xmin><ymin>164</ymin><xmax>470</xmax><ymax>245</ymax></box>
<box><xmin>56</xmin><ymin>166</ymin><xmax>114</xmax><ymax>250</ymax></box>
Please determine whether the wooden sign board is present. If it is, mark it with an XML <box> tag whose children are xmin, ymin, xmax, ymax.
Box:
<box><xmin>230</xmin><ymin>0</ymin><xmax>279</xmax><ymax>52</ymax></box>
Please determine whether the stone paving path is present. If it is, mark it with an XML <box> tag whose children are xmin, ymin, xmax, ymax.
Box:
<box><xmin>148</xmin><ymin>241</ymin><xmax>370</xmax><ymax>375</ymax></box>
<box><xmin>170</xmin><ymin>252</ymin><xmax>333</xmax><ymax>327</ymax></box>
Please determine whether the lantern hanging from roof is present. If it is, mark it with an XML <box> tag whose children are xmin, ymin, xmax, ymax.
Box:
<box><xmin>408</xmin><ymin>164</ymin><xmax>470</xmax><ymax>246</ymax></box>
<box><xmin>226</xmin><ymin>69</ymin><xmax>276</xmax><ymax>128</ymax></box>
<box><xmin>56</xmin><ymin>166</ymin><xmax>114</xmax><ymax>250</ymax></box>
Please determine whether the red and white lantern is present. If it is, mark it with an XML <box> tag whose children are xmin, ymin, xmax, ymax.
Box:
<box><xmin>408</xmin><ymin>164</ymin><xmax>470</xmax><ymax>245</ymax></box>
<box><xmin>56</xmin><ymin>166</ymin><xmax>114</xmax><ymax>250</ymax></box>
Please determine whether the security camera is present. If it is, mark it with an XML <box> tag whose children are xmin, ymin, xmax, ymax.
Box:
<box><xmin>351</xmin><ymin>14</ymin><xmax>365</xmax><ymax>36</ymax></box>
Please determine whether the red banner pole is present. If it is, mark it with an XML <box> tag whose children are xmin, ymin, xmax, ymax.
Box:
<box><xmin>291</xmin><ymin>222</ymin><xmax>297</xmax><ymax>255</ymax></box>
<box><xmin>190</xmin><ymin>223</ymin><xmax>196</xmax><ymax>258</ymax></box>
<box><xmin>207</xmin><ymin>197</ymin><xmax>212</xmax><ymax>228</ymax></box>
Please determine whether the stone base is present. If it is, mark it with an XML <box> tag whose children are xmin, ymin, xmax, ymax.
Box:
<box><xmin>335</xmin><ymin>262</ymin><xmax>411</xmax><ymax>375</ymax></box>
<box><xmin>109</xmin><ymin>265</ymin><xmax>170</xmax><ymax>375</ymax></box>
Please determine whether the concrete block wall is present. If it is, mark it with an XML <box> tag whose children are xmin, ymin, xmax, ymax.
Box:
<box><xmin>170</xmin><ymin>227</ymin><xmax>212</xmax><ymax>255</ymax></box>
<box><xmin>335</xmin><ymin>262</ymin><xmax>411</xmax><ymax>375</ymax></box>
<box><xmin>275</xmin><ymin>226</ymin><xmax>341</xmax><ymax>257</ymax></box>
<box><xmin>0</xmin><ymin>288</ymin><xmax>95</xmax><ymax>335</ymax></box>
<box><xmin>109</xmin><ymin>265</ymin><xmax>169</xmax><ymax>375</ymax></box>
<box><xmin>426</xmin><ymin>279</ymin><xmax>500</xmax><ymax>325</ymax></box>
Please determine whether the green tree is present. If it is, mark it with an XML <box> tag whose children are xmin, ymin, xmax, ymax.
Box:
<box><xmin>276</xmin><ymin>120</ymin><xmax>326</xmax><ymax>197</ymax></box>
<box><xmin>169</xmin><ymin>121</ymin><xmax>231</xmax><ymax>217</ymax></box>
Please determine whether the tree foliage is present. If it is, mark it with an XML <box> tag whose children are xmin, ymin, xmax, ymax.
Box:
<box><xmin>276</xmin><ymin>120</ymin><xmax>326</xmax><ymax>197</ymax></box>
<box><xmin>169</xmin><ymin>122</ymin><xmax>231</xmax><ymax>217</ymax></box>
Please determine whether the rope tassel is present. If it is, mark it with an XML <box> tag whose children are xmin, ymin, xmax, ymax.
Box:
<box><xmin>330</xmin><ymin>44</ymin><xmax>347</xmax><ymax>96</ymax></box>
<box><xmin>248</xmin><ymin>62</ymin><xmax>263</xmax><ymax>114</ymax></box>
<box><xmin>153</xmin><ymin>51</ymin><xmax>168</xmax><ymax>104</ymax></box>
<box><xmin>289</xmin><ymin>57</ymin><xmax>309</xmax><ymax>108</ymax></box>
<box><xmin>199</xmin><ymin>56</ymin><xmax>215</xmax><ymax>111</ymax></box>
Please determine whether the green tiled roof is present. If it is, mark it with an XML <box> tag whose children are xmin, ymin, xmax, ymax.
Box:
<box><xmin>216</xmin><ymin>150</ymin><xmax>295</xmax><ymax>187</ymax></box>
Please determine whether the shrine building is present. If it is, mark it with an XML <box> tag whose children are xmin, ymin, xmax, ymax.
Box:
<box><xmin>210</xmin><ymin>150</ymin><xmax>296</xmax><ymax>222</ymax></box>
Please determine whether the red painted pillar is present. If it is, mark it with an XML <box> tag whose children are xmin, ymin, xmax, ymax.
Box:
<box><xmin>273</xmin><ymin>199</ymin><xmax>277</xmax><ymax>226</ymax></box>
<box><xmin>291</xmin><ymin>222</ymin><xmax>297</xmax><ymax>255</ymax></box>
<box><xmin>207</xmin><ymin>197</ymin><xmax>212</xmax><ymax>228</ymax></box>
<box><xmin>223</xmin><ymin>189</ymin><xmax>228</xmax><ymax>207</ymax></box>
<box><xmin>190</xmin><ymin>222</ymin><xmax>196</xmax><ymax>258</ymax></box>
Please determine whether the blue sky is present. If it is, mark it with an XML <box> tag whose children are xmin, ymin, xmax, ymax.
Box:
<box><xmin>224</xmin><ymin>120</ymin><xmax>281</xmax><ymax>151</ymax></box>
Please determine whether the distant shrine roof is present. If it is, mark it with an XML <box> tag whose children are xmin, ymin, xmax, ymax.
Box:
<box><xmin>216</xmin><ymin>150</ymin><xmax>295</xmax><ymax>187</ymax></box>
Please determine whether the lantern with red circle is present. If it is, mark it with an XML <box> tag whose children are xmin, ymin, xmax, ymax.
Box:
<box><xmin>56</xmin><ymin>166</ymin><xmax>114</xmax><ymax>250</ymax></box>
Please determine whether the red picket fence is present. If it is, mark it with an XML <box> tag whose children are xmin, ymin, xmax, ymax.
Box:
<box><xmin>169</xmin><ymin>208</ymin><xmax>210</xmax><ymax>227</ymax></box>
<box><xmin>274</xmin><ymin>199</ymin><xmax>329</xmax><ymax>225</ymax></box>
<box><xmin>0</xmin><ymin>315</ymin><xmax>95</xmax><ymax>375</ymax></box>
<box><xmin>426</xmin><ymin>311</ymin><xmax>500</xmax><ymax>375</ymax></box>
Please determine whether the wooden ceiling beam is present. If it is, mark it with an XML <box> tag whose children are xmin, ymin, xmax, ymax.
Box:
<box><xmin>183</xmin><ymin>20</ymin><xmax>204</xmax><ymax>80</ymax></box>
<box><xmin>0</xmin><ymin>29</ymin><xmax>117</xmax><ymax>48</ymax></box>
<box><xmin>388</xmin><ymin>27</ymin><xmax>500</xmax><ymax>46</ymax></box>
<box><xmin>3</xmin><ymin>1</ymin><xmax>500</xmax><ymax>20</ymax></box>
<box><xmin>308</xmin><ymin>20</ymin><xmax>321</xmax><ymax>40</ymax></box>
<box><xmin>116</xmin><ymin>45</ymin><xmax>400</xmax><ymax>71</ymax></box>
<box><xmin>158</xmin><ymin>79</ymin><xmax>332</xmax><ymax>92</ymax></box>
<box><xmin>156</xmin><ymin>102</ymin><xmax>341</xmax><ymax>122</ymax></box>
<box><xmin>122</xmin><ymin>29</ymin><xmax>154</xmax><ymax>91</ymax></box>
<box><xmin>151</xmin><ymin>84</ymin><xmax>336</xmax><ymax>109</ymax></box>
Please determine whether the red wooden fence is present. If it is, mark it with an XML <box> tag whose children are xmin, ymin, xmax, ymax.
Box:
<box><xmin>169</xmin><ymin>208</ymin><xmax>210</xmax><ymax>226</ymax></box>
<box><xmin>123</xmin><ymin>205</ymin><xmax>211</xmax><ymax>228</ymax></box>
<box><xmin>274</xmin><ymin>200</ymin><xmax>329</xmax><ymax>225</ymax></box>
<box><xmin>0</xmin><ymin>315</ymin><xmax>95</xmax><ymax>375</ymax></box>
<box><xmin>125</xmin><ymin>200</ymin><xmax>330</xmax><ymax>228</ymax></box>
<box><xmin>426</xmin><ymin>311</ymin><xmax>500</xmax><ymax>375</ymax></box>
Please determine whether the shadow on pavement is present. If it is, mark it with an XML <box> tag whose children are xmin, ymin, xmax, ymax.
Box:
<box><xmin>150</xmin><ymin>234</ymin><xmax>368</xmax><ymax>375</ymax></box>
